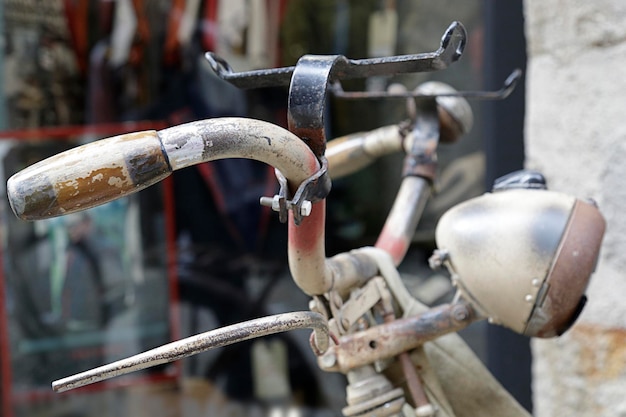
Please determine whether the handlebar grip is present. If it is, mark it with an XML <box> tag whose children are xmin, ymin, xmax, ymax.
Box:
<box><xmin>7</xmin><ymin>131</ymin><xmax>172</xmax><ymax>221</ymax></box>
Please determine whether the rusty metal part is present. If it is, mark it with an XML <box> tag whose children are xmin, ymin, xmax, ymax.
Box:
<box><xmin>287</xmin><ymin>201</ymin><xmax>333</xmax><ymax>296</ymax></box>
<box><xmin>379</xmin><ymin>293</ymin><xmax>432</xmax><ymax>414</ymax></box>
<box><xmin>318</xmin><ymin>301</ymin><xmax>478</xmax><ymax>373</ymax></box>
<box><xmin>380</xmin><ymin>305</ymin><xmax>432</xmax><ymax>413</ymax></box>
<box><xmin>373</xmin><ymin>99</ymin><xmax>440</xmax><ymax>265</ymax></box>
<box><xmin>399</xmin><ymin>352</ymin><xmax>431</xmax><ymax>411</ymax></box>
<box><xmin>524</xmin><ymin>199</ymin><xmax>606</xmax><ymax>337</ymax></box>
<box><xmin>335</xmin><ymin>277</ymin><xmax>388</xmax><ymax>334</ymax></box>
<box><xmin>204</xmin><ymin>21</ymin><xmax>466</xmax><ymax>89</ymax></box>
<box><xmin>52</xmin><ymin>311</ymin><xmax>329</xmax><ymax>393</ymax></box>
<box><xmin>279</xmin><ymin>55</ymin><xmax>342</xmax><ymax>292</ymax></box>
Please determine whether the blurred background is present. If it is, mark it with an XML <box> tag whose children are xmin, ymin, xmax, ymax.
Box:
<box><xmin>0</xmin><ymin>1</ymin><xmax>622</xmax><ymax>416</ymax></box>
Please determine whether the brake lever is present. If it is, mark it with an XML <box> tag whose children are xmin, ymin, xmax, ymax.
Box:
<box><xmin>52</xmin><ymin>311</ymin><xmax>330</xmax><ymax>392</ymax></box>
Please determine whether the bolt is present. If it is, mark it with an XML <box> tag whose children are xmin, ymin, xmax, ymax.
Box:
<box><xmin>428</xmin><ymin>249</ymin><xmax>449</xmax><ymax>270</ymax></box>
<box><xmin>259</xmin><ymin>195</ymin><xmax>281</xmax><ymax>212</ymax></box>
<box><xmin>341</xmin><ymin>318</ymin><xmax>351</xmax><ymax>331</ymax></box>
<box><xmin>452</xmin><ymin>305</ymin><xmax>469</xmax><ymax>321</ymax></box>
<box><xmin>259</xmin><ymin>196</ymin><xmax>272</xmax><ymax>207</ymax></box>
<box><xmin>300</xmin><ymin>200</ymin><xmax>312</xmax><ymax>216</ymax></box>
<box><xmin>261</xmin><ymin>196</ymin><xmax>311</xmax><ymax>216</ymax></box>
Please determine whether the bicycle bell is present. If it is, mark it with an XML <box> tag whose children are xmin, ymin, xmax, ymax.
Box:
<box><xmin>434</xmin><ymin>170</ymin><xmax>605</xmax><ymax>338</ymax></box>
<box><xmin>413</xmin><ymin>81</ymin><xmax>474</xmax><ymax>144</ymax></box>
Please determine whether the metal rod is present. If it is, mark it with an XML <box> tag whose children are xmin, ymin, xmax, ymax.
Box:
<box><xmin>330</xmin><ymin>69</ymin><xmax>522</xmax><ymax>100</ymax></box>
<box><xmin>52</xmin><ymin>311</ymin><xmax>329</xmax><ymax>393</ymax></box>
<box><xmin>320</xmin><ymin>302</ymin><xmax>479</xmax><ymax>372</ymax></box>
<box><xmin>204</xmin><ymin>22</ymin><xmax>466</xmax><ymax>89</ymax></box>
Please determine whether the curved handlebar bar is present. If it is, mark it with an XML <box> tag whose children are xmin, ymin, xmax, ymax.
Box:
<box><xmin>7</xmin><ymin>118</ymin><xmax>320</xmax><ymax>221</ymax></box>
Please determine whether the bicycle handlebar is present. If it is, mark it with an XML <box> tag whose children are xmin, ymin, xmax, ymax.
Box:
<box><xmin>7</xmin><ymin>118</ymin><xmax>321</xmax><ymax>221</ymax></box>
<box><xmin>7</xmin><ymin>118</ymin><xmax>334</xmax><ymax>296</ymax></box>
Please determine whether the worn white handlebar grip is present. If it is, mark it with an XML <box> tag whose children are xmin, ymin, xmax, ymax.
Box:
<box><xmin>7</xmin><ymin>131</ymin><xmax>172</xmax><ymax>220</ymax></box>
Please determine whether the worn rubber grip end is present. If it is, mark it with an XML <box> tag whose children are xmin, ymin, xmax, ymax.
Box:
<box><xmin>6</xmin><ymin>131</ymin><xmax>172</xmax><ymax>221</ymax></box>
<box><xmin>7</xmin><ymin>172</ymin><xmax>58</xmax><ymax>221</ymax></box>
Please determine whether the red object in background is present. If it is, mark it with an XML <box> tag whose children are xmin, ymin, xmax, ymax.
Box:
<box><xmin>0</xmin><ymin>121</ymin><xmax>166</xmax><ymax>141</ymax></box>
<box><xmin>0</xmin><ymin>122</ymin><xmax>179</xmax><ymax>417</ymax></box>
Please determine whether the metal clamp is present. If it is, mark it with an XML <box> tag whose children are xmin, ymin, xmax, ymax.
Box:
<box><xmin>260</xmin><ymin>156</ymin><xmax>332</xmax><ymax>225</ymax></box>
<box><xmin>209</xmin><ymin>21</ymin><xmax>471</xmax><ymax>220</ymax></box>
<box><xmin>207</xmin><ymin>21</ymin><xmax>467</xmax><ymax>159</ymax></box>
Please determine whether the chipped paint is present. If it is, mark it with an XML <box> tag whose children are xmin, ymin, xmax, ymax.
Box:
<box><xmin>6</xmin><ymin>130</ymin><xmax>168</xmax><ymax>219</ymax></box>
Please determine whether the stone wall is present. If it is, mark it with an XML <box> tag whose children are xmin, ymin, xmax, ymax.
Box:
<box><xmin>524</xmin><ymin>1</ymin><xmax>626</xmax><ymax>416</ymax></box>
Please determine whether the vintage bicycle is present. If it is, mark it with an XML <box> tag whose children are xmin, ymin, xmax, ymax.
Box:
<box><xmin>6</xmin><ymin>22</ymin><xmax>605</xmax><ymax>417</ymax></box>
